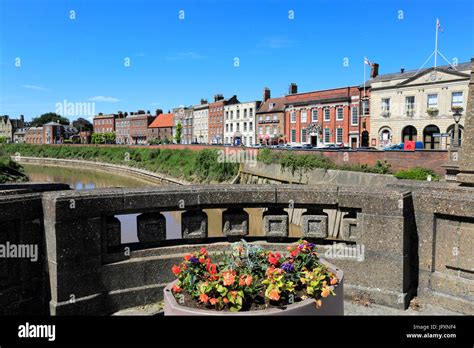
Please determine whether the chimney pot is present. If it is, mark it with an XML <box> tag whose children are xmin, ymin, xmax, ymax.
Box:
<box><xmin>263</xmin><ymin>87</ymin><xmax>271</xmax><ymax>102</ymax></box>
<box><xmin>401</xmin><ymin>68</ymin><xmax>405</xmax><ymax>73</ymax></box>
<box><xmin>289</xmin><ymin>83</ymin><xmax>298</xmax><ymax>95</ymax></box>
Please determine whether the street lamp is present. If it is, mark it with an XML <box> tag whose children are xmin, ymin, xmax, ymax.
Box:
<box><xmin>452</xmin><ymin>110</ymin><xmax>462</xmax><ymax>148</ymax></box>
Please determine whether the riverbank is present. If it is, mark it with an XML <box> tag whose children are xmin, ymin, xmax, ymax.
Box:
<box><xmin>2</xmin><ymin>144</ymin><xmax>238</xmax><ymax>184</ymax></box>
<box><xmin>0</xmin><ymin>154</ymin><xmax>28</xmax><ymax>183</ymax></box>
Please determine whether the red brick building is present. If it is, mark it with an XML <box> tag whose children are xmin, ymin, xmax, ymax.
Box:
<box><xmin>208</xmin><ymin>94</ymin><xmax>238</xmax><ymax>144</ymax></box>
<box><xmin>256</xmin><ymin>87</ymin><xmax>287</xmax><ymax>145</ymax></box>
<box><xmin>128</xmin><ymin>111</ymin><xmax>156</xmax><ymax>145</ymax></box>
<box><xmin>284</xmin><ymin>83</ymin><xmax>371</xmax><ymax>148</ymax></box>
<box><xmin>93</xmin><ymin>114</ymin><xmax>117</xmax><ymax>134</ymax></box>
<box><xmin>148</xmin><ymin>113</ymin><xmax>174</xmax><ymax>143</ymax></box>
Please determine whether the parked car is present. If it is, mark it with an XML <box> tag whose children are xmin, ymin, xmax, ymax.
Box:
<box><xmin>252</xmin><ymin>143</ymin><xmax>262</xmax><ymax>148</ymax></box>
<box><xmin>384</xmin><ymin>144</ymin><xmax>404</xmax><ymax>150</ymax></box>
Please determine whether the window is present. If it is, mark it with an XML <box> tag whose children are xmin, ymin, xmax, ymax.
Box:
<box><xmin>291</xmin><ymin>111</ymin><xmax>296</xmax><ymax>123</ymax></box>
<box><xmin>265</xmin><ymin>126</ymin><xmax>270</xmax><ymax>134</ymax></box>
<box><xmin>249</xmin><ymin>108</ymin><xmax>253</xmax><ymax>117</ymax></box>
<box><xmin>301</xmin><ymin>129</ymin><xmax>307</xmax><ymax>143</ymax></box>
<box><xmin>230</xmin><ymin>124</ymin><xmax>233</xmax><ymax>132</ymax></box>
<box><xmin>336</xmin><ymin>108</ymin><xmax>343</xmax><ymax>120</ymax></box>
<box><xmin>405</xmin><ymin>96</ymin><xmax>415</xmax><ymax>115</ymax></box>
<box><xmin>336</xmin><ymin>128</ymin><xmax>343</xmax><ymax>143</ymax></box>
<box><xmin>324</xmin><ymin>108</ymin><xmax>330</xmax><ymax>121</ymax></box>
<box><xmin>249</xmin><ymin>136</ymin><xmax>253</xmax><ymax>145</ymax></box>
<box><xmin>381</xmin><ymin>98</ymin><xmax>390</xmax><ymax>111</ymax></box>
<box><xmin>362</xmin><ymin>100</ymin><xmax>370</xmax><ymax>115</ymax></box>
<box><xmin>351</xmin><ymin>107</ymin><xmax>358</xmax><ymax>125</ymax></box>
<box><xmin>258</xmin><ymin>126</ymin><xmax>263</xmax><ymax>135</ymax></box>
<box><xmin>452</xmin><ymin>92</ymin><xmax>463</xmax><ymax>108</ymax></box>
<box><xmin>273</xmin><ymin>126</ymin><xmax>277</xmax><ymax>135</ymax></box>
<box><xmin>324</xmin><ymin>128</ymin><xmax>330</xmax><ymax>143</ymax></box>
<box><xmin>269</xmin><ymin>103</ymin><xmax>274</xmax><ymax>110</ymax></box>
<box><xmin>243</xmin><ymin>136</ymin><xmax>246</xmax><ymax>145</ymax></box>
<box><xmin>301</xmin><ymin>110</ymin><xmax>307</xmax><ymax>123</ymax></box>
<box><xmin>237</xmin><ymin>110</ymin><xmax>240</xmax><ymax>119</ymax></box>
<box><xmin>244</xmin><ymin>109</ymin><xmax>247</xmax><ymax>118</ymax></box>
<box><xmin>312</xmin><ymin>109</ymin><xmax>318</xmax><ymax>122</ymax></box>
<box><xmin>230</xmin><ymin>111</ymin><xmax>233</xmax><ymax>119</ymax></box>
<box><xmin>291</xmin><ymin>129</ymin><xmax>296</xmax><ymax>142</ymax></box>
<box><xmin>266</xmin><ymin>115</ymin><xmax>271</xmax><ymax>122</ymax></box>
<box><xmin>427</xmin><ymin>94</ymin><xmax>438</xmax><ymax>108</ymax></box>
<box><xmin>273</xmin><ymin>114</ymin><xmax>278</xmax><ymax>121</ymax></box>
<box><xmin>258</xmin><ymin>115</ymin><xmax>263</xmax><ymax>122</ymax></box>
<box><xmin>225</xmin><ymin>124</ymin><xmax>229</xmax><ymax>132</ymax></box>
<box><xmin>243</xmin><ymin>122</ymin><xmax>247</xmax><ymax>131</ymax></box>
<box><xmin>249</xmin><ymin>122</ymin><xmax>253</xmax><ymax>130</ymax></box>
<box><xmin>236</xmin><ymin>123</ymin><xmax>240</xmax><ymax>131</ymax></box>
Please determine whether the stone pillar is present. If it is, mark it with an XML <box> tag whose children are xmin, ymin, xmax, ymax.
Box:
<box><xmin>301</xmin><ymin>210</ymin><xmax>328</xmax><ymax>238</ymax></box>
<box><xmin>458</xmin><ymin>57</ymin><xmax>474</xmax><ymax>185</ymax></box>
<box><xmin>262</xmin><ymin>208</ymin><xmax>288</xmax><ymax>238</ymax></box>
<box><xmin>340</xmin><ymin>211</ymin><xmax>359</xmax><ymax>241</ymax></box>
<box><xmin>222</xmin><ymin>208</ymin><xmax>249</xmax><ymax>238</ymax></box>
<box><xmin>137</xmin><ymin>213</ymin><xmax>166</xmax><ymax>243</ymax></box>
<box><xmin>182</xmin><ymin>210</ymin><xmax>207</xmax><ymax>239</ymax></box>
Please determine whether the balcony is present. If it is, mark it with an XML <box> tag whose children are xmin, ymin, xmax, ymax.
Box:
<box><xmin>381</xmin><ymin>110</ymin><xmax>391</xmax><ymax>118</ymax></box>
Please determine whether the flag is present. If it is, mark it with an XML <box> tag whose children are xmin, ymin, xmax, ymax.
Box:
<box><xmin>437</xmin><ymin>18</ymin><xmax>443</xmax><ymax>33</ymax></box>
<box><xmin>364</xmin><ymin>57</ymin><xmax>372</xmax><ymax>66</ymax></box>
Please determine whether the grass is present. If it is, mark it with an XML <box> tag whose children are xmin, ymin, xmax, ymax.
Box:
<box><xmin>1</xmin><ymin>144</ymin><xmax>239</xmax><ymax>183</ymax></box>
<box><xmin>394</xmin><ymin>167</ymin><xmax>440</xmax><ymax>181</ymax></box>
<box><xmin>0</xmin><ymin>148</ymin><xmax>28</xmax><ymax>183</ymax></box>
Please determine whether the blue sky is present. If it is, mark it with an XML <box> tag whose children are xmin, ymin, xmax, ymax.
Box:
<box><xmin>0</xmin><ymin>0</ymin><xmax>473</xmax><ymax>122</ymax></box>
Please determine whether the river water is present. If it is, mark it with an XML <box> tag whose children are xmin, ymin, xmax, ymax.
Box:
<box><xmin>23</xmin><ymin>164</ymin><xmax>302</xmax><ymax>243</ymax></box>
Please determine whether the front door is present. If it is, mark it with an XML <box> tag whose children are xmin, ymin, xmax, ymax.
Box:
<box><xmin>310</xmin><ymin>135</ymin><xmax>317</xmax><ymax>147</ymax></box>
<box><xmin>351</xmin><ymin>137</ymin><xmax>357</xmax><ymax>149</ymax></box>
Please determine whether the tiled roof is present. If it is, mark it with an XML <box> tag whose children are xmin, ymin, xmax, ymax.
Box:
<box><xmin>257</xmin><ymin>97</ymin><xmax>286</xmax><ymax>113</ymax></box>
<box><xmin>149</xmin><ymin>113</ymin><xmax>174</xmax><ymax>128</ymax></box>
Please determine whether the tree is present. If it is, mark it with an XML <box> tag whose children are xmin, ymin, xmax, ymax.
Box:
<box><xmin>72</xmin><ymin>118</ymin><xmax>93</xmax><ymax>132</ymax></box>
<box><xmin>175</xmin><ymin>122</ymin><xmax>182</xmax><ymax>144</ymax></box>
<box><xmin>30</xmin><ymin>112</ymin><xmax>69</xmax><ymax>127</ymax></box>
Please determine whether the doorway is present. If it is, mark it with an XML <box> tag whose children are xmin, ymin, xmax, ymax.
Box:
<box><xmin>310</xmin><ymin>135</ymin><xmax>317</xmax><ymax>147</ymax></box>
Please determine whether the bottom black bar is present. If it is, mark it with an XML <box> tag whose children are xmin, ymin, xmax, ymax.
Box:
<box><xmin>0</xmin><ymin>315</ymin><xmax>472</xmax><ymax>346</ymax></box>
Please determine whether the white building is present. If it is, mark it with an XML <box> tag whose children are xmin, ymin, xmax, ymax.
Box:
<box><xmin>192</xmin><ymin>100</ymin><xmax>209</xmax><ymax>144</ymax></box>
<box><xmin>369</xmin><ymin>61</ymin><xmax>470</xmax><ymax>149</ymax></box>
<box><xmin>224</xmin><ymin>101</ymin><xmax>260</xmax><ymax>146</ymax></box>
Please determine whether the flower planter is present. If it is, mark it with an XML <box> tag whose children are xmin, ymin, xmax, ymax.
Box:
<box><xmin>164</xmin><ymin>258</ymin><xmax>344</xmax><ymax>316</ymax></box>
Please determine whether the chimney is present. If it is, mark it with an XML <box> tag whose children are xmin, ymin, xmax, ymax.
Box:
<box><xmin>370</xmin><ymin>63</ymin><xmax>379</xmax><ymax>78</ymax></box>
<box><xmin>214</xmin><ymin>94</ymin><xmax>224</xmax><ymax>102</ymax></box>
<box><xmin>263</xmin><ymin>87</ymin><xmax>271</xmax><ymax>102</ymax></box>
<box><xmin>289</xmin><ymin>83</ymin><xmax>297</xmax><ymax>95</ymax></box>
<box><xmin>200</xmin><ymin>98</ymin><xmax>208</xmax><ymax>105</ymax></box>
<box><xmin>137</xmin><ymin>110</ymin><xmax>145</xmax><ymax>114</ymax></box>
<box><xmin>400</xmin><ymin>68</ymin><xmax>405</xmax><ymax>73</ymax></box>
<box><xmin>155</xmin><ymin>109</ymin><xmax>163</xmax><ymax>116</ymax></box>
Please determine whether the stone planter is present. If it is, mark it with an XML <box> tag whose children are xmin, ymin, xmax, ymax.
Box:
<box><xmin>164</xmin><ymin>259</ymin><xmax>343</xmax><ymax>316</ymax></box>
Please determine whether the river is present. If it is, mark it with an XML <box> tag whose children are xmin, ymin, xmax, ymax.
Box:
<box><xmin>23</xmin><ymin>163</ymin><xmax>302</xmax><ymax>242</ymax></box>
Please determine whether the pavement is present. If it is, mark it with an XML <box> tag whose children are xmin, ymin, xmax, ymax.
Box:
<box><xmin>112</xmin><ymin>299</ymin><xmax>463</xmax><ymax>316</ymax></box>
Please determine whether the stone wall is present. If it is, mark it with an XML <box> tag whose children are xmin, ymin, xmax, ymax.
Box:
<box><xmin>0</xmin><ymin>183</ymin><xmax>69</xmax><ymax>315</ymax></box>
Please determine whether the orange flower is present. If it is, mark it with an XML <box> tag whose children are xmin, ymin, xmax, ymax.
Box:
<box><xmin>239</xmin><ymin>277</ymin><xmax>246</xmax><ymax>286</ymax></box>
<box><xmin>230</xmin><ymin>290</ymin><xmax>238</xmax><ymax>298</ymax></box>
<box><xmin>268</xmin><ymin>288</ymin><xmax>280</xmax><ymax>301</ymax></box>
<box><xmin>199</xmin><ymin>293</ymin><xmax>209</xmax><ymax>303</ymax></box>
<box><xmin>171</xmin><ymin>284</ymin><xmax>182</xmax><ymax>293</ymax></box>
<box><xmin>223</xmin><ymin>297</ymin><xmax>229</xmax><ymax>304</ymax></box>
<box><xmin>245</xmin><ymin>275</ymin><xmax>253</xmax><ymax>286</ymax></box>
<box><xmin>330</xmin><ymin>278</ymin><xmax>338</xmax><ymax>285</ymax></box>
<box><xmin>268</xmin><ymin>252</ymin><xmax>280</xmax><ymax>265</ymax></box>
<box><xmin>322</xmin><ymin>280</ymin><xmax>327</xmax><ymax>287</ymax></box>
<box><xmin>209</xmin><ymin>298</ymin><xmax>219</xmax><ymax>305</ymax></box>
<box><xmin>171</xmin><ymin>265</ymin><xmax>181</xmax><ymax>275</ymax></box>
<box><xmin>222</xmin><ymin>271</ymin><xmax>235</xmax><ymax>286</ymax></box>
<box><xmin>321</xmin><ymin>287</ymin><xmax>330</xmax><ymax>298</ymax></box>
<box><xmin>184</xmin><ymin>254</ymin><xmax>192</xmax><ymax>261</ymax></box>
<box><xmin>290</xmin><ymin>249</ymin><xmax>299</xmax><ymax>258</ymax></box>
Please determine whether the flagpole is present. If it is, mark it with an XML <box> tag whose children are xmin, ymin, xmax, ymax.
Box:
<box><xmin>434</xmin><ymin>18</ymin><xmax>439</xmax><ymax>68</ymax></box>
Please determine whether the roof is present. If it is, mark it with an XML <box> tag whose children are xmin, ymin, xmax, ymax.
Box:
<box><xmin>257</xmin><ymin>97</ymin><xmax>287</xmax><ymax>114</ymax></box>
<box><xmin>362</xmin><ymin>61</ymin><xmax>471</xmax><ymax>87</ymax></box>
<box><xmin>149</xmin><ymin>113</ymin><xmax>174</xmax><ymax>128</ymax></box>
<box><xmin>43</xmin><ymin>121</ymin><xmax>63</xmax><ymax>126</ymax></box>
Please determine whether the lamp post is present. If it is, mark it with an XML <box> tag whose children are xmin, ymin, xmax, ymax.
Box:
<box><xmin>453</xmin><ymin>110</ymin><xmax>462</xmax><ymax>148</ymax></box>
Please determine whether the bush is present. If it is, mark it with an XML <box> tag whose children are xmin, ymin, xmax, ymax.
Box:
<box><xmin>394</xmin><ymin>167</ymin><xmax>439</xmax><ymax>181</ymax></box>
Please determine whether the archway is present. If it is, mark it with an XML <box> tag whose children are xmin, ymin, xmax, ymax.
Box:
<box><xmin>401</xmin><ymin>125</ymin><xmax>417</xmax><ymax>142</ymax></box>
<box><xmin>378</xmin><ymin>127</ymin><xmax>392</xmax><ymax>148</ymax></box>
<box><xmin>361</xmin><ymin>130</ymin><xmax>369</xmax><ymax>147</ymax></box>
<box><xmin>446</xmin><ymin>124</ymin><xmax>463</xmax><ymax>147</ymax></box>
<box><xmin>423</xmin><ymin>125</ymin><xmax>440</xmax><ymax>149</ymax></box>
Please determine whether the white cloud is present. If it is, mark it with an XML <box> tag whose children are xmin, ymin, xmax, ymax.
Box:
<box><xmin>88</xmin><ymin>96</ymin><xmax>120</xmax><ymax>102</ymax></box>
<box><xmin>22</xmin><ymin>84</ymin><xmax>49</xmax><ymax>91</ymax></box>
<box><xmin>165</xmin><ymin>52</ymin><xmax>204</xmax><ymax>60</ymax></box>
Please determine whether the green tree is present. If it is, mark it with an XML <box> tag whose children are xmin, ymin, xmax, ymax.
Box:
<box><xmin>175</xmin><ymin>123</ymin><xmax>182</xmax><ymax>144</ymax></box>
<box><xmin>105</xmin><ymin>132</ymin><xmax>116</xmax><ymax>144</ymax></box>
<box><xmin>30</xmin><ymin>112</ymin><xmax>69</xmax><ymax>127</ymax></box>
<box><xmin>72</xmin><ymin>118</ymin><xmax>93</xmax><ymax>131</ymax></box>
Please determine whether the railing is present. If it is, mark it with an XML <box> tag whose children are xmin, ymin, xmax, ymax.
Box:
<box><xmin>41</xmin><ymin>184</ymin><xmax>415</xmax><ymax>315</ymax></box>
